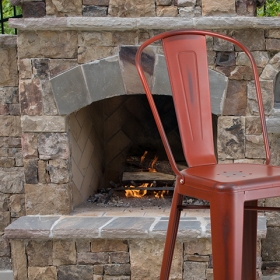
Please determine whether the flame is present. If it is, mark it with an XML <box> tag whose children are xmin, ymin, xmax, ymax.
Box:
<box><xmin>125</xmin><ymin>153</ymin><xmax>167</xmax><ymax>199</ymax></box>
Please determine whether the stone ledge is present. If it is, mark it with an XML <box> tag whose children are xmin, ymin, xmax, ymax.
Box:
<box><xmin>9</xmin><ymin>17</ymin><xmax>280</xmax><ymax>31</ymax></box>
<box><xmin>5</xmin><ymin>214</ymin><xmax>267</xmax><ymax>240</ymax></box>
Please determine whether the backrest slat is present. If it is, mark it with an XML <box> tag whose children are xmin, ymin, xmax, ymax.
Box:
<box><xmin>162</xmin><ymin>34</ymin><xmax>217</xmax><ymax>167</ymax></box>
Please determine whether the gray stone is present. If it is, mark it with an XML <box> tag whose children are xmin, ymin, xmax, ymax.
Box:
<box><xmin>104</xmin><ymin>264</ymin><xmax>130</xmax><ymax>276</ymax></box>
<box><xmin>77</xmin><ymin>252</ymin><xmax>109</xmax><ymax>265</ymax></box>
<box><xmin>9</xmin><ymin>194</ymin><xmax>25</xmax><ymax>218</ymax></box>
<box><xmin>0</xmin><ymin>47</ymin><xmax>18</xmax><ymax>87</ymax></box>
<box><xmin>5</xmin><ymin>215</ymin><xmax>60</xmax><ymax>239</ymax></box>
<box><xmin>23</xmin><ymin>159</ymin><xmax>38</xmax><ymax>184</ymax></box>
<box><xmin>28</xmin><ymin>267</ymin><xmax>57</xmax><ymax>280</ymax></box>
<box><xmin>82</xmin><ymin>5</ymin><xmax>107</xmax><ymax>16</ymax></box>
<box><xmin>0</xmin><ymin>212</ymin><xmax>10</xmax><ymax>233</ymax></box>
<box><xmin>83</xmin><ymin>0</ymin><xmax>110</xmax><ymax>4</ymax></box>
<box><xmin>21</xmin><ymin>133</ymin><xmax>38</xmax><ymax>159</ymax></box>
<box><xmin>38</xmin><ymin>133</ymin><xmax>70</xmax><ymax>160</ymax></box>
<box><xmin>0</xmin><ymin>167</ymin><xmax>24</xmax><ymax>194</ymax></box>
<box><xmin>175</xmin><ymin>0</ymin><xmax>196</xmax><ymax>7</ymax></box>
<box><xmin>266</xmin><ymin>39</ymin><xmax>280</xmax><ymax>51</ymax></box>
<box><xmin>21</xmin><ymin>1</ymin><xmax>46</xmax><ymax>18</ymax></box>
<box><xmin>32</xmin><ymin>58</ymin><xmax>49</xmax><ymax>80</ymax></box>
<box><xmin>0</xmin><ymin>116</ymin><xmax>21</xmax><ymax>137</ymax></box>
<box><xmin>262</xmin><ymin>227</ymin><xmax>280</xmax><ymax>261</ymax></box>
<box><xmin>46</xmin><ymin>0</ymin><xmax>82</xmax><ymax>16</ymax></box>
<box><xmin>245</xmin><ymin>135</ymin><xmax>265</xmax><ymax>159</ymax></box>
<box><xmin>0</xmin><ymin>256</ymin><xmax>12</xmax><ymax>270</ymax></box>
<box><xmin>233</xmin><ymin>29</ymin><xmax>265</xmax><ymax>51</ymax></box>
<box><xmin>83</xmin><ymin>56</ymin><xmax>126</xmax><ymax>103</ymax></box>
<box><xmin>0</xmin><ymin>87</ymin><xmax>18</xmax><ymax>104</ymax></box>
<box><xmin>236</xmin><ymin>51</ymin><xmax>269</xmax><ymax>68</ymax></box>
<box><xmin>53</xmin><ymin>240</ymin><xmax>76</xmax><ymax>266</ymax></box>
<box><xmin>156</xmin><ymin>0</ymin><xmax>172</xmax><ymax>4</ymax></box>
<box><xmin>57</xmin><ymin>265</ymin><xmax>93</xmax><ymax>280</ymax></box>
<box><xmin>50</xmin><ymin>65</ymin><xmax>90</xmax><ymax>115</ymax></box>
<box><xmin>41</xmin><ymin>79</ymin><xmax>59</xmax><ymax>116</ymax></box>
<box><xmin>0</xmin><ymin>194</ymin><xmax>9</xmax><ymax>212</ymax></box>
<box><xmin>47</xmin><ymin>159</ymin><xmax>70</xmax><ymax>184</ymax></box>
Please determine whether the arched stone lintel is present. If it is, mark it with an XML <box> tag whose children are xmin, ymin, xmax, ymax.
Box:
<box><xmin>50</xmin><ymin>49</ymin><xmax>228</xmax><ymax>116</ymax></box>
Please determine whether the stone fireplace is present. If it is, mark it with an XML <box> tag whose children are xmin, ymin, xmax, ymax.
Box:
<box><xmin>2</xmin><ymin>0</ymin><xmax>280</xmax><ymax>279</ymax></box>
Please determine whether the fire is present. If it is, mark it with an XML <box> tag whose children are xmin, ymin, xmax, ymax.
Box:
<box><xmin>125</xmin><ymin>153</ymin><xmax>167</xmax><ymax>198</ymax></box>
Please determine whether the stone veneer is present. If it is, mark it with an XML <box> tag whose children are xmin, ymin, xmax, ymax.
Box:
<box><xmin>0</xmin><ymin>0</ymin><xmax>280</xmax><ymax>278</ymax></box>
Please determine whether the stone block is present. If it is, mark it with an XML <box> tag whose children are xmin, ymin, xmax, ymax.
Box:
<box><xmin>19</xmin><ymin>78</ymin><xmax>43</xmax><ymax>116</ymax></box>
<box><xmin>0</xmin><ymin>116</ymin><xmax>21</xmax><ymax>137</ymax></box>
<box><xmin>0</xmin><ymin>235</ymin><xmax>10</xmax><ymax>257</ymax></box>
<box><xmin>38</xmin><ymin>133</ymin><xmax>70</xmax><ymax>160</ymax></box>
<box><xmin>245</xmin><ymin>135</ymin><xmax>265</xmax><ymax>158</ymax></box>
<box><xmin>0</xmin><ymin>256</ymin><xmax>12</xmax><ymax>270</ymax></box>
<box><xmin>46</xmin><ymin>0</ymin><xmax>82</xmax><ymax>16</ymax></box>
<box><xmin>32</xmin><ymin>58</ymin><xmax>50</xmax><ymax>80</ymax></box>
<box><xmin>26</xmin><ymin>240</ymin><xmax>53</xmax><ymax>267</ymax></box>
<box><xmin>77</xmin><ymin>252</ymin><xmax>109</xmax><ymax>265</ymax></box>
<box><xmin>104</xmin><ymin>264</ymin><xmax>130</xmax><ymax>276</ymax></box>
<box><xmin>57</xmin><ymin>265</ymin><xmax>94</xmax><ymax>280</ymax></box>
<box><xmin>0</xmin><ymin>47</ymin><xmax>18</xmax><ymax>87</ymax></box>
<box><xmin>47</xmin><ymin>159</ymin><xmax>69</xmax><ymax>184</ymax></box>
<box><xmin>267</xmin><ymin>30</ymin><xmax>280</xmax><ymax>39</ymax></box>
<box><xmin>109</xmin><ymin>252</ymin><xmax>130</xmax><ymax>264</ymax></box>
<box><xmin>233</xmin><ymin>29</ymin><xmax>265</xmax><ymax>51</ymax></box>
<box><xmin>78</xmin><ymin>46</ymin><xmax>118</xmax><ymax>64</ymax></box>
<box><xmin>38</xmin><ymin>160</ymin><xmax>50</xmax><ymax>183</ymax></box>
<box><xmin>202</xmin><ymin>0</ymin><xmax>235</xmax><ymax>15</ymax></box>
<box><xmin>10</xmin><ymin>240</ymin><xmax>28</xmax><ymax>280</ymax></box>
<box><xmin>213</xmin><ymin>37</ymin><xmax>234</xmax><ymax>52</ymax></box>
<box><xmin>130</xmin><ymin>239</ymin><xmax>182</xmax><ymax>279</ymax></box>
<box><xmin>0</xmin><ymin>87</ymin><xmax>18</xmax><ymax>105</ymax></box>
<box><xmin>53</xmin><ymin>240</ymin><xmax>76</xmax><ymax>266</ymax></box>
<box><xmin>21</xmin><ymin>133</ymin><xmax>38</xmax><ymax>159</ymax></box>
<box><xmin>23</xmin><ymin>159</ymin><xmax>39</xmax><ymax>184</ymax></box>
<box><xmin>260</xmin><ymin>53</ymin><xmax>280</xmax><ymax>80</ymax></box>
<box><xmin>22</xmin><ymin>116</ymin><xmax>67</xmax><ymax>133</ymax></box>
<box><xmin>266</xmin><ymin>39</ymin><xmax>280</xmax><ymax>51</ymax></box>
<box><xmin>21</xmin><ymin>1</ymin><xmax>46</xmax><ymax>18</ymax></box>
<box><xmin>91</xmin><ymin>239</ymin><xmax>128</xmax><ymax>252</ymax></box>
<box><xmin>82</xmin><ymin>5</ymin><xmax>108</xmax><ymax>16</ymax></box>
<box><xmin>247</xmin><ymin>80</ymin><xmax>273</xmax><ymax>116</ymax></box>
<box><xmin>236</xmin><ymin>0</ymin><xmax>257</xmax><ymax>16</ymax></box>
<box><xmin>156</xmin><ymin>0</ymin><xmax>172</xmax><ymax>5</ymax></box>
<box><xmin>0</xmin><ymin>212</ymin><xmax>10</xmax><ymax>233</ymax></box>
<box><xmin>0</xmin><ymin>167</ymin><xmax>24</xmax><ymax>194</ymax></box>
<box><xmin>0</xmin><ymin>158</ymin><xmax>15</xmax><ymax>168</ymax></box>
<box><xmin>178</xmin><ymin>6</ymin><xmax>196</xmax><ymax>17</ymax></box>
<box><xmin>156</xmin><ymin>5</ymin><xmax>178</xmax><ymax>16</ymax></box>
<box><xmin>236</xmin><ymin>51</ymin><xmax>269</xmax><ymax>68</ymax></box>
<box><xmin>245</xmin><ymin>116</ymin><xmax>262</xmax><ymax>135</ymax></box>
<box><xmin>76</xmin><ymin>240</ymin><xmax>91</xmax><ymax>252</ymax></box>
<box><xmin>222</xmin><ymin>80</ymin><xmax>247</xmax><ymax>116</ymax></box>
<box><xmin>262</xmin><ymin>227</ymin><xmax>280</xmax><ymax>261</ymax></box>
<box><xmin>18</xmin><ymin>59</ymin><xmax>32</xmax><ymax>80</ymax></box>
<box><xmin>217</xmin><ymin>116</ymin><xmax>245</xmax><ymax>160</ymax></box>
<box><xmin>49</xmin><ymin>59</ymin><xmax>78</xmax><ymax>79</ymax></box>
<box><xmin>0</xmin><ymin>194</ymin><xmax>9</xmax><ymax>212</ymax></box>
<box><xmin>108</xmin><ymin>0</ymin><xmax>156</xmax><ymax>17</ymax></box>
<box><xmin>183</xmin><ymin>261</ymin><xmax>208</xmax><ymax>279</ymax></box>
<box><xmin>184</xmin><ymin>238</ymin><xmax>212</xmax><ymax>255</ymax></box>
<box><xmin>9</xmin><ymin>194</ymin><xmax>25</xmax><ymax>218</ymax></box>
<box><xmin>18</xmin><ymin>31</ymin><xmax>78</xmax><ymax>59</ymax></box>
<box><xmin>25</xmin><ymin>183</ymin><xmax>72</xmax><ymax>215</ymax></box>
<box><xmin>175</xmin><ymin>0</ymin><xmax>196</xmax><ymax>7</ymax></box>
<box><xmin>83</xmin><ymin>0</ymin><xmax>110</xmax><ymax>4</ymax></box>
<box><xmin>28</xmin><ymin>266</ymin><xmax>57</xmax><ymax>280</ymax></box>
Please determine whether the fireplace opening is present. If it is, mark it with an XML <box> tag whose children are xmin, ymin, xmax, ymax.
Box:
<box><xmin>69</xmin><ymin>94</ymin><xmax>217</xmax><ymax>208</ymax></box>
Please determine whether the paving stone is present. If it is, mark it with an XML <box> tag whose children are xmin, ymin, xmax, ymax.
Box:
<box><xmin>5</xmin><ymin>215</ymin><xmax>60</xmax><ymax>239</ymax></box>
<box><xmin>52</xmin><ymin>216</ymin><xmax>112</xmax><ymax>238</ymax></box>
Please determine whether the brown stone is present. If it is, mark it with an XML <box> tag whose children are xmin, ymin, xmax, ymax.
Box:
<box><xmin>109</xmin><ymin>252</ymin><xmax>130</xmax><ymax>264</ymax></box>
<box><xmin>76</xmin><ymin>240</ymin><xmax>91</xmax><ymax>252</ymax></box>
<box><xmin>0</xmin><ymin>87</ymin><xmax>18</xmax><ymax>105</ymax></box>
<box><xmin>25</xmin><ymin>183</ymin><xmax>72</xmax><ymax>215</ymax></box>
<box><xmin>202</xmin><ymin>0</ymin><xmax>235</xmax><ymax>15</ymax></box>
<box><xmin>0</xmin><ymin>194</ymin><xmax>9</xmax><ymax>212</ymax></box>
<box><xmin>156</xmin><ymin>0</ymin><xmax>172</xmax><ymax>4</ymax></box>
<box><xmin>245</xmin><ymin>116</ymin><xmax>262</xmax><ymax>135</ymax></box>
<box><xmin>236</xmin><ymin>51</ymin><xmax>269</xmax><ymax>68</ymax></box>
<box><xmin>245</xmin><ymin>135</ymin><xmax>265</xmax><ymax>158</ymax></box>
<box><xmin>77</xmin><ymin>252</ymin><xmax>109</xmax><ymax>265</ymax></box>
<box><xmin>28</xmin><ymin>266</ymin><xmax>58</xmax><ymax>280</ymax></box>
<box><xmin>262</xmin><ymin>227</ymin><xmax>280</xmax><ymax>261</ymax></box>
<box><xmin>0</xmin><ymin>158</ymin><xmax>14</xmax><ymax>168</ymax></box>
<box><xmin>0</xmin><ymin>235</ymin><xmax>10</xmax><ymax>257</ymax></box>
<box><xmin>21</xmin><ymin>1</ymin><xmax>46</xmax><ymax>18</ymax></box>
<box><xmin>130</xmin><ymin>239</ymin><xmax>182</xmax><ymax>279</ymax></box>
<box><xmin>24</xmin><ymin>159</ymin><xmax>39</xmax><ymax>184</ymax></box>
<box><xmin>175</xmin><ymin>0</ymin><xmax>196</xmax><ymax>7</ymax></box>
<box><xmin>49</xmin><ymin>59</ymin><xmax>78</xmax><ymax>79</ymax></box>
<box><xmin>32</xmin><ymin>58</ymin><xmax>50</xmax><ymax>80</ymax></box>
<box><xmin>266</xmin><ymin>39</ymin><xmax>280</xmax><ymax>51</ymax></box>
<box><xmin>53</xmin><ymin>240</ymin><xmax>76</xmax><ymax>265</ymax></box>
<box><xmin>0</xmin><ymin>212</ymin><xmax>10</xmax><ymax>233</ymax></box>
<box><xmin>217</xmin><ymin>116</ymin><xmax>245</xmax><ymax>160</ymax></box>
<box><xmin>9</xmin><ymin>194</ymin><xmax>25</xmax><ymax>218</ymax></box>
<box><xmin>108</xmin><ymin>0</ymin><xmax>156</xmax><ymax>17</ymax></box>
<box><xmin>21</xmin><ymin>133</ymin><xmax>38</xmax><ymax>159</ymax></box>
<box><xmin>227</xmin><ymin>66</ymin><xmax>255</xmax><ymax>81</ymax></box>
<box><xmin>19</xmin><ymin>59</ymin><xmax>32</xmax><ymax>80</ymax></box>
<box><xmin>267</xmin><ymin>30</ymin><xmax>280</xmax><ymax>39</ymax></box>
<box><xmin>46</xmin><ymin>0</ymin><xmax>82</xmax><ymax>16</ymax></box>
<box><xmin>26</xmin><ymin>240</ymin><xmax>53</xmax><ymax>267</ymax></box>
<box><xmin>236</xmin><ymin>0</ymin><xmax>257</xmax><ymax>16</ymax></box>
<box><xmin>38</xmin><ymin>133</ymin><xmax>70</xmax><ymax>160</ymax></box>
<box><xmin>57</xmin><ymin>265</ymin><xmax>94</xmax><ymax>280</ymax></box>
<box><xmin>18</xmin><ymin>31</ymin><xmax>78</xmax><ymax>59</ymax></box>
<box><xmin>78</xmin><ymin>46</ymin><xmax>118</xmax><ymax>64</ymax></box>
<box><xmin>38</xmin><ymin>160</ymin><xmax>50</xmax><ymax>183</ymax></box>
<box><xmin>10</xmin><ymin>240</ymin><xmax>28</xmax><ymax>280</ymax></box>
<box><xmin>91</xmin><ymin>239</ymin><xmax>128</xmax><ymax>252</ymax></box>
<box><xmin>0</xmin><ymin>116</ymin><xmax>21</xmax><ymax>137</ymax></box>
<box><xmin>223</xmin><ymin>80</ymin><xmax>247</xmax><ymax>116</ymax></box>
<box><xmin>19</xmin><ymin>79</ymin><xmax>43</xmax><ymax>116</ymax></box>
<box><xmin>184</xmin><ymin>238</ymin><xmax>212</xmax><ymax>255</ymax></box>
<box><xmin>0</xmin><ymin>47</ymin><xmax>18</xmax><ymax>87</ymax></box>
<box><xmin>156</xmin><ymin>5</ymin><xmax>178</xmax><ymax>16</ymax></box>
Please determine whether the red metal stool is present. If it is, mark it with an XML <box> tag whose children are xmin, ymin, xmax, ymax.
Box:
<box><xmin>135</xmin><ymin>30</ymin><xmax>280</xmax><ymax>280</ymax></box>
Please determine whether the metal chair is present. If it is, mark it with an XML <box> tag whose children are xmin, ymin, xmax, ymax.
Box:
<box><xmin>135</xmin><ymin>30</ymin><xmax>280</xmax><ymax>280</ymax></box>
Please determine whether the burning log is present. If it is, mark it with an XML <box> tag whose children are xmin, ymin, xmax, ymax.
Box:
<box><xmin>122</xmin><ymin>171</ymin><xmax>175</xmax><ymax>182</ymax></box>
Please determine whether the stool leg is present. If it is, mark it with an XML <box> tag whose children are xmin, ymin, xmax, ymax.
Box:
<box><xmin>160</xmin><ymin>188</ymin><xmax>183</xmax><ymax>280</ymax></box>
<box><xmin>242</xmin><ymin>200</ymin><xmax>258</xmax><ymax>280</ymax></box>
<box><xmin>210</xmin><ymin>193</ymin><xmax>245</xmax><ymax>280</ymax></box>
